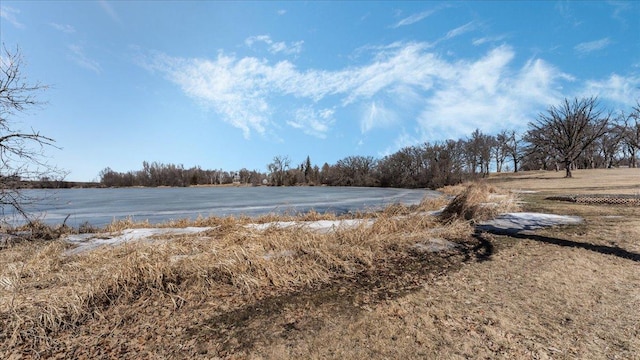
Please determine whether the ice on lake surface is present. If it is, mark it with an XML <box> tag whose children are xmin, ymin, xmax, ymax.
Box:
<box><xmin>3</xmin><ymin>187</ymin><xmax>439</xmax><ymax>227</ymax></box>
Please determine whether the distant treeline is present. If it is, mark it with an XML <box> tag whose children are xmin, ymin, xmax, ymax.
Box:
<box><xmin>98</xmin><ymin>97</ymin><xmax>640</xmax><ymax>189</ymax></box>
<box><xmin>0</xmin><ymin>178</ymin><xmax>102</xmax><ymax>189</ymax></box>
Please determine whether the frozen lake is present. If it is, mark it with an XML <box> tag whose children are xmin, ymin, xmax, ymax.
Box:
<box><xmin>2</xmin><ymin>187</ymin><xmax>439</xmax><ymax>227</ymax></box>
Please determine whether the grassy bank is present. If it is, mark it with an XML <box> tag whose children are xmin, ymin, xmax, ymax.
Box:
<box><xmin>1</xmin><ymin>169</ymin><xmax>639</xmax><ymax>358</ymax></box>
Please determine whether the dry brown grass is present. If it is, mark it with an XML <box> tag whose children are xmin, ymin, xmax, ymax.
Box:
<box><xmin>486</xmin><ymin>167</ymin><xmax>640</xmax><ymax>195</ymax></box>
<box><xmin>1</xmin><ymin>170</ymin><xmax>639</xmax><ymax>359</ymax></box>
<box><xmin>0</xmin><ymin>203</ymin><xmax>477</xmax><ymax>357</ymax></box>
<box><xmin>439</xmin><ymin>182</ymin><xmax>520</xmax><ymax>223</ymax></box>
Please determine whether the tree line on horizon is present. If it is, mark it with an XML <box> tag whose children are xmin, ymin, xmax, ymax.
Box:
<box><xmin>98</xmin><ymin>97</ymin><xmax>640</xmax><ymax>189</ymax></box>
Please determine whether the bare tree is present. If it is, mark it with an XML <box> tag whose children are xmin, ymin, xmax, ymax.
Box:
<box><xmin>377</xmin><ymin>147</ymin><xmax>423</xmax><ymax>188</ymax></box>
<box><xmin>522</xmin><ymin>126</ymin><xmax>559</xmax><ymax>171</ymax></box>
<box><xmin>623</xmin><ymin>102</ymin><xmax>640</xmax><ymax>168</ymax></box>
<box><xmin>423</xmin><ymin>140</ymin><xmax>466</xmax><ymax>188</ymax></box>
<box><xmin>267</xmin><ymin>155</ymin><xmax>290</xmax><ymax>186</ymax></box>
<box><xmin>1</xmin><ymin>45</ymin><xmax>63</xmax><ymax>221</ymax></box>
<box><xmin>596</xmin><ymin>118</ymin><xmax>626</xmax><ymax>168</ymax></box>
<box><xmin>503</xmin><ymin>130</ymin><xmax>523</xmax><ymax>172</ymax></box>
<box><xmin>526</xmin><ymin>97</ymin><xmax>611</xmax><ymax>178</ymax></box>
<box><xmin>494</xmin><ymin>130</ymin><xmax>510</xmax><ymax>173</ymax></box>
<box><xmin>333</xmin><ymin>155</ymin><xmax>378</xmax><ymax>187</ymax></box>
<box><xmin>464</xmin><ymin>129</ymin><xmax>494</xmax><ymax>175</ymax></box>
<box><xmin>479</xmin><ymin>132</ymin><xmax>495</xmax><ymax>175</ymax></box>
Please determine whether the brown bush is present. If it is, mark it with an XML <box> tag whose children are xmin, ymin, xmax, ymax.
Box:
<box><xmin>439</xmin><ymin>182</ymin><xmax>519</xmax><ymax>223</ymax></box>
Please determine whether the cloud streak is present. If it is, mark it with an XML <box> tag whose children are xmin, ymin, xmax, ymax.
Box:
<box><xmin>68</xmin><ymin>45</ymin><xmax>102</xmax><ymax>74</ymax></box>
<box><xmin>472</xmin><ymin>35</ymin><xmax>508</xmax><ymax>46</ymax></box>
<box><xmin>142</xmin><ymin>42</ymin><xmax>639</xmax><ymax>144</ymax></box>
<box><xmin>50</xmin><ymin>22</ymin><xmax>76</xmax><ymax>33</ymax></box>
<box><xmin>445</xmin><ymin>21</ymin><xmax>477</xmax><ymax>40</ymax></box>
<box><xmin>393</xmin><ymin>10</ymin><xmax>436</xmax><ymax>28</ymax></box>
<box><xmin>392</xmin><ymin>4</ymin><xmax>451</xmax><ymax>28</ymax></box>
<box><xmin>574</xmin><ymin>38</ymin><xmax>611</xmax><ymax>53</ymax></box>
<box><xmin>0</xmin><ymin>5</ymin><xmax>25</xmax><ymax>29</ymax></box>
<box><xmin>582</xmin><ymin>74</ymin><xmax>640</xmax><ymax>107</ymax></box>
<box><xmin>245</xmin><ymin>35</ymin><xmax>304</xmax><ymax>55</ymax></box>
<box><xmin>287</xmin><ymin>107</ymin><xmax>335</xmax><ymax>139</ymax></box>
<box><xmin>98</xmin><ymin>0</ymin><xmax>122</xmax><ymax>24</ymax></box>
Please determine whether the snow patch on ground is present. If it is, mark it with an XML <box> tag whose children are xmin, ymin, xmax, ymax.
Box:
<box><xmin>245</xmin><ymin>219</ymin><xmax>375</xmax><ymax>233</ymax></box>
<box><xmin>478</xmin><ymin>212</ymin><xmax>583</xmax><ymax>235</ymax></box>
<box><xmin>65</xmin><ymin>227</ymin><xmax>214</xmax><ymax>255</ymax></box>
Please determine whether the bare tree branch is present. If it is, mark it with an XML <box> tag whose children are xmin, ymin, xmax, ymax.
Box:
<box><xmin>526</xmin><ymin>97</ymin><xmax>611</xmax><ymax>178</ymax></box>
<box><xmin>1</xmin><ymin>44</ymin><xmax>63</xmax><ymax>226</ymax></box>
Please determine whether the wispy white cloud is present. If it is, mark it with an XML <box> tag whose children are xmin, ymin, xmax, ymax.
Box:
<box><xmin>393</xmin><ymin>10</ymin><xmax>435</xmax><ymax>28</ymax></box>
<box><xmin>472</xmin><ymin>35</ymin><xmax>508</xmax><ymax>46</ymax></box>
<box><xmin>0</xmin><ymin>6</ymin><xmax>25</xmax><ymax>29</ymax></box>
<box><xmin>277</xmin><ymin>9</ymin><xmax>286</xmax><ymax>15</ymax></box>
<box><xmin>555</xmin><ymin>1</ymin><xmax>583</xmax><ymax>27</ymax></box>
<box><xmin>392</xmin><ymin>4</ymin><xmax>451</xmax><ymax>28</ymax></box>
<box><xmin>582</xmin><ymin>74</ymin><xmax>640</xmax><ymax>108</ymax></box>
<box><xmin>245</xmin><ymin>35</ymin><xmax>304</xmax><ymax>55</ymax></box>
<box><xmin>445</xmin><ymin>21</ymin><xmax>477</xmax><ymax>40</ymax></box>
<box><xmin>49</xmin><ymin>22</ymin><xmax>76</xmax><ymax>33</ymax></box>
<box><xmin>98</xmin><ymin>0</ymin><xmax>122</xmax><ymax>24</ymax></box>
<box><xmin>287</xmin><ymin>107</ymin><xmax>335</xmax><ymax>138</ymax></box>
<box><xmin>361</xmin><ymin>101</ymin><xmax>399</xmax><ymax>133</ymax></box>
<box><xmin>342</xmin><ymin>42</ymin><xmax>445</xmax><ymax>105</ymax></box>
<box><xmin>142</xmin><ymin>41</ymin><xmax>633</xmax><ymax>144</ymax></box>
<box><xmin>608</xmin><ymin>1</ymin><xmax>631</xmax><ymax>26</ymax></box>
<box><xmin>574</xmin><ymin>38</ymin><xmax>611</xmax><ymax>54</ymax></box>
<box><xmin>68</xmin><ymin>45</ymin><xmax>102</xmax><ymax>74</ymax></box>
<box><xmin>417</xmin><ymin>45</ymin><xmax>573</xmax><ymax>139</ymax></box>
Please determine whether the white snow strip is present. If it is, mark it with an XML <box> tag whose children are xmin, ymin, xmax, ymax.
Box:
<box><xmin>245</xmin><ymin>219</ymin><xmax>375</xmax><ymax>233</ymax></box>
<box><xmin>477</xmin><ymin>212</ymin><xmax>583</xmax><ymax>234</ymax></box>
<box><xmin>64</xmin><ymin>227</ymin><xmax>214</xmax><ymax>255</ymax></box>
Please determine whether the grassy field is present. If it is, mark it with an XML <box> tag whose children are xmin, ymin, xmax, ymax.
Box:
<box><xmin>1</xmin><ymin>169</ymin><xmax>639</xmax><ymax>359</ymax></box>
<box><xmin>485</xmin><ymin>167</ymin><xmax>640</xmax><ymax>195</ymax></box>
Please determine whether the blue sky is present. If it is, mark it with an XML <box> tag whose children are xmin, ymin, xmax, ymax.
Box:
<box><xmin>1</xmin><ymin>1</ymin><xmax>639</xmax><ymax>181</ymax></box>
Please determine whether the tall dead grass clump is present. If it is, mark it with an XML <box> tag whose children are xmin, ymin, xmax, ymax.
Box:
<box><xmin>416</xmin><ymin>195</ymin><xmax>451</xmax><ymax>213</ymax></box>
<box><xmin>8</xmin><ymin>221</ymin><xmax>74</xmax><ymax>242</ymax></box>
<box><xmin>438</xmin><ymin>182</ymin><xmax>475</xmax><ymax>197</ymax></box>
<box><xmin>103</xmin><ymin>217</ymin><xmax>152</xmax><ymax>232</ymax></box>
<box><xmin>1</xmin><ymin>242</ymin><xmax>184</xmax><ymax>349</ymax></box>
<box><xmin>439</xmin><ymin>182</ymin><xmax>519</xmax><ymax>223</ymax></box>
